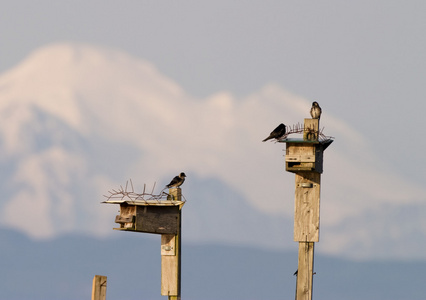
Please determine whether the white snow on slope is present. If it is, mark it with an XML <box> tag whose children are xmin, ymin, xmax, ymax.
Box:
<box><xmin>0</xmin><ymin>42</ymin><xmax>424</xmax><ymax>259</ymax></box>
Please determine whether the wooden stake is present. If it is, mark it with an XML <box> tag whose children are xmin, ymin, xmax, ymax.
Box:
<box><xmin>91</xmin><ymin>275</ymin><xmax>107</xmax><ymax>300</ymax></box>
<box><xmin>292</xmin><ymin>118</ymin><xmax>322</xmax><ymax>300</ymax></box>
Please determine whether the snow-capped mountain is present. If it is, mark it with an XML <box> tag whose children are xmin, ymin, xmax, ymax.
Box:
<box><xmin>0</xmin><ymin>42</ymin><xmax>425</xmax><ymax>259</ymax></box>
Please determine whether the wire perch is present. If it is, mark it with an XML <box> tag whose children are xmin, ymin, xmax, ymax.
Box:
<box><xmin>104</xmin><ymin>179</ymin><xmax>187</xmax><ymax>203</ymax></box>
<box><xmin>277</xmin><ymin>122</ymin><xmax>334</xmax><ymax>142</ymax></box>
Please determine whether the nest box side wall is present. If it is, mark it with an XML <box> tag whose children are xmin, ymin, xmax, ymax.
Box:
<box><xmin>286</xmin><ymin>143</ymin><xmax>325</xmax><ymax>173</ymax></box>
<box><xmin>115</xmin><ymin>205</ymin><xmax>136</xmax><ymax>230</ymax></box>
<box><xmin>135</xmin><ymin>206</ymin><xmax>180</xmax><ymax>234</ymax></box>
<box><xmin>114</xmin><ymin>204</ymin><xmax>180</xmax><ymax>234</ymax></box>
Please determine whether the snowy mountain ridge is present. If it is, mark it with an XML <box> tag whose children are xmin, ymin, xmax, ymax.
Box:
<box><xmin>0</xmin><ymin>42</ymin><xmax>425</xmax><ymax>259</ymax></box>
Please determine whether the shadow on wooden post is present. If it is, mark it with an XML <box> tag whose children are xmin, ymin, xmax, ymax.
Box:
<box><xmin>92</xmin><ymin>275</ymin><xmax>107</xmax><ymax>300</ymax></box>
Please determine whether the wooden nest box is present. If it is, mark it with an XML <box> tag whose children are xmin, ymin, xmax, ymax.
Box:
<box><xmin>115</xmin><ymin>203</ymin><xmax>182</xmax><ymax>234</ymax></box>
<box><xmin>282</xmin><ymin>119</ymin><xmax>333</xmax><ymax>174</ymax></box>
<box><xmin>104</xmin><ymin>188</ymin><xmax>184</xmax><ymax>235</ymax></box>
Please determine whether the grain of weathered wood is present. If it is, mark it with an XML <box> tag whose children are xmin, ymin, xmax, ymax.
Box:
<box><xmin>294</xmin><ymin>172</ymin><xmax>321</xmax><ymax>242</ymax></box>
<box><xmin>91</xmin><ymin>275</ymin><xmax>107</xmax><ymax>300</ymax></box>
<box><xmin>162</xmin><ymin>253</ymin><xmax>179</xmax><ymax>295</ymax></box>
<box><xmin>296</xmin><ymin>242</ymin><xmax>314</xmax><ymax>300</ymax></box>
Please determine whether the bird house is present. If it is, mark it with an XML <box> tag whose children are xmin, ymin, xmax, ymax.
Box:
<box><xmin>103</xmin><ymin>188</ymin><xmax>184</xmax><ymax>235</ymax></box>
<box><xmin>103</xmin><ymin>187</ymin><xmax>184</xmax><ymax>299</ymax></box>
<box><xmin>282</xmin><ymin>119</ymin><xmax>332</xmax><ymax>174</ymax></box>
<box><xmin>284</xmin><ymin>140</ymin><xmax>324</xmax><ymax>173</ymax></box>
<box><xmin>114</xmin><ymin>203</ymin><xmax>181</xmax><ymax>234</ymax></box>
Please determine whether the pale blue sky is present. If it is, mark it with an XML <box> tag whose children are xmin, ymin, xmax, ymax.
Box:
<box><xmin>2</xmin><ymin>1</ymin><xmax>426</xmax><ymax>184</ymax></box>
<box><xmin>0</xmin><ymin>5</ymin><xmax>426</xmax><ymax>300</ymax></box>
<box><xmin>1</xmin><ymin>1</ymin><xmax>425</xmax><ymax>189</ymax></box>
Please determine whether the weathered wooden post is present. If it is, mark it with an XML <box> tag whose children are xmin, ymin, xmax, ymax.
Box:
<box><xmin>282</xmin><ymin>118</ymin><xmax>332</xmax><ymax>300</ymax></box>
<box><xmin>160</xmin><ymin>188</ymin><xmax>182</xmax><ymax>300</ymax></box>
<box><xmin>91</xmin><ymin>275</ymin><xmax>107</xmax><ymax>300</ymax></box>
<box><xmin>104</xmin><ymin>187</ymin><xmax>185</xmax><ymax>300</ymax></box>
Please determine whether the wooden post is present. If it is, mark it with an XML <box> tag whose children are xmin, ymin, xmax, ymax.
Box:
<box><xmin>281</xmin><ymin>118</ymin><xmax>331</xmax><ymax>300</ymax></box>
<box><xmin>104</xmin><ymin>186</ymin><xmax>185</xmax><ymax>300</ymax></box>
<box><xmin>91</xmin><ymin>275</ymin><xmax>107</xmax><ymax>300</ymax></box>
<box><xmin>296</xmin><ymin>242</ymin><xmax>315</xmax><ymax>300</ymax></box>
<box><xmin>293</xmin><ymin>119</ymin><xmax>320</xmax><ymax>300</ymax></box>
<box><xmin>161</xmin><ymin>188</ymin><xmax>182</xmax><ymax>300</ymax></box>
<box><xmin>294</xmin><ymin>170</ymin><xmax>320</xmax><ymax>300</ymax></box>
<box><xmin>294</xmin><ymin>172</ymin><xmax>321</xmax><ymax>242</ymax></box>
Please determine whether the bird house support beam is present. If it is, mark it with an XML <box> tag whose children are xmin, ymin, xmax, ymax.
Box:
<box><xmin>161</xmin><ymin>188</ymin><xmax>182</xmax><ymax>300</ymax></box>
<box><xmin>294</xmin><ymin>172</ymin><xmax>321</xmax><ymax>242</ymax></box>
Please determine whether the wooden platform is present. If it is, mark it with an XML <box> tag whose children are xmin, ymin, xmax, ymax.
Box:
<box><xmin>102</xmin><ymin>199</ymin><xmax>185</xmax><ymax>207</ymax></box>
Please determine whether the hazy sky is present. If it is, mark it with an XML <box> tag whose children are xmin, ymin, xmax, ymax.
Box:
<box><xmin>0</xmin><ymin>0</ymin><xmax>426</xmax><ymax>262</ymax></box>
<box><xmin>2</xmin><ymin>1</ymin><xmax>426</xmax><ymax>188</ymax></box>
<box><xmin>1</xmin><ymin>1</ymin><xmax>425</xmax><ymax>187</ymax></box>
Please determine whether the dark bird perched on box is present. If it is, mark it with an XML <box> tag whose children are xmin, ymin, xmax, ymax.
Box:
<box><xmin>166</xmin><ymin>172</ymin><xmax>186</xmax><ymax>188</ymax></box>
<box><xmin>310</xmin><ymin>101</ymin><xmax>322</xmax><ymax>119</ymax></box>
<box><xmin>262</xmin><ymin>123</ymin><xmax>286</xmax><ymax>142</ymax></box>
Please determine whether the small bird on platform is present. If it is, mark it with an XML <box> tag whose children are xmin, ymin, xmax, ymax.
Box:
<box><xmin>262</xmin><ymin>123</ymin><xmax>286</xmax><ymax>142</ymax></box>
<box><xmin>166</xmin><ymin>172</ymin><xmax>186</xmax><ymax>188</ymax></box>
<box><xmin>310</xmin><ymin>101</ymin><xmax>322</xmax><ymax>119</ymax></box>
